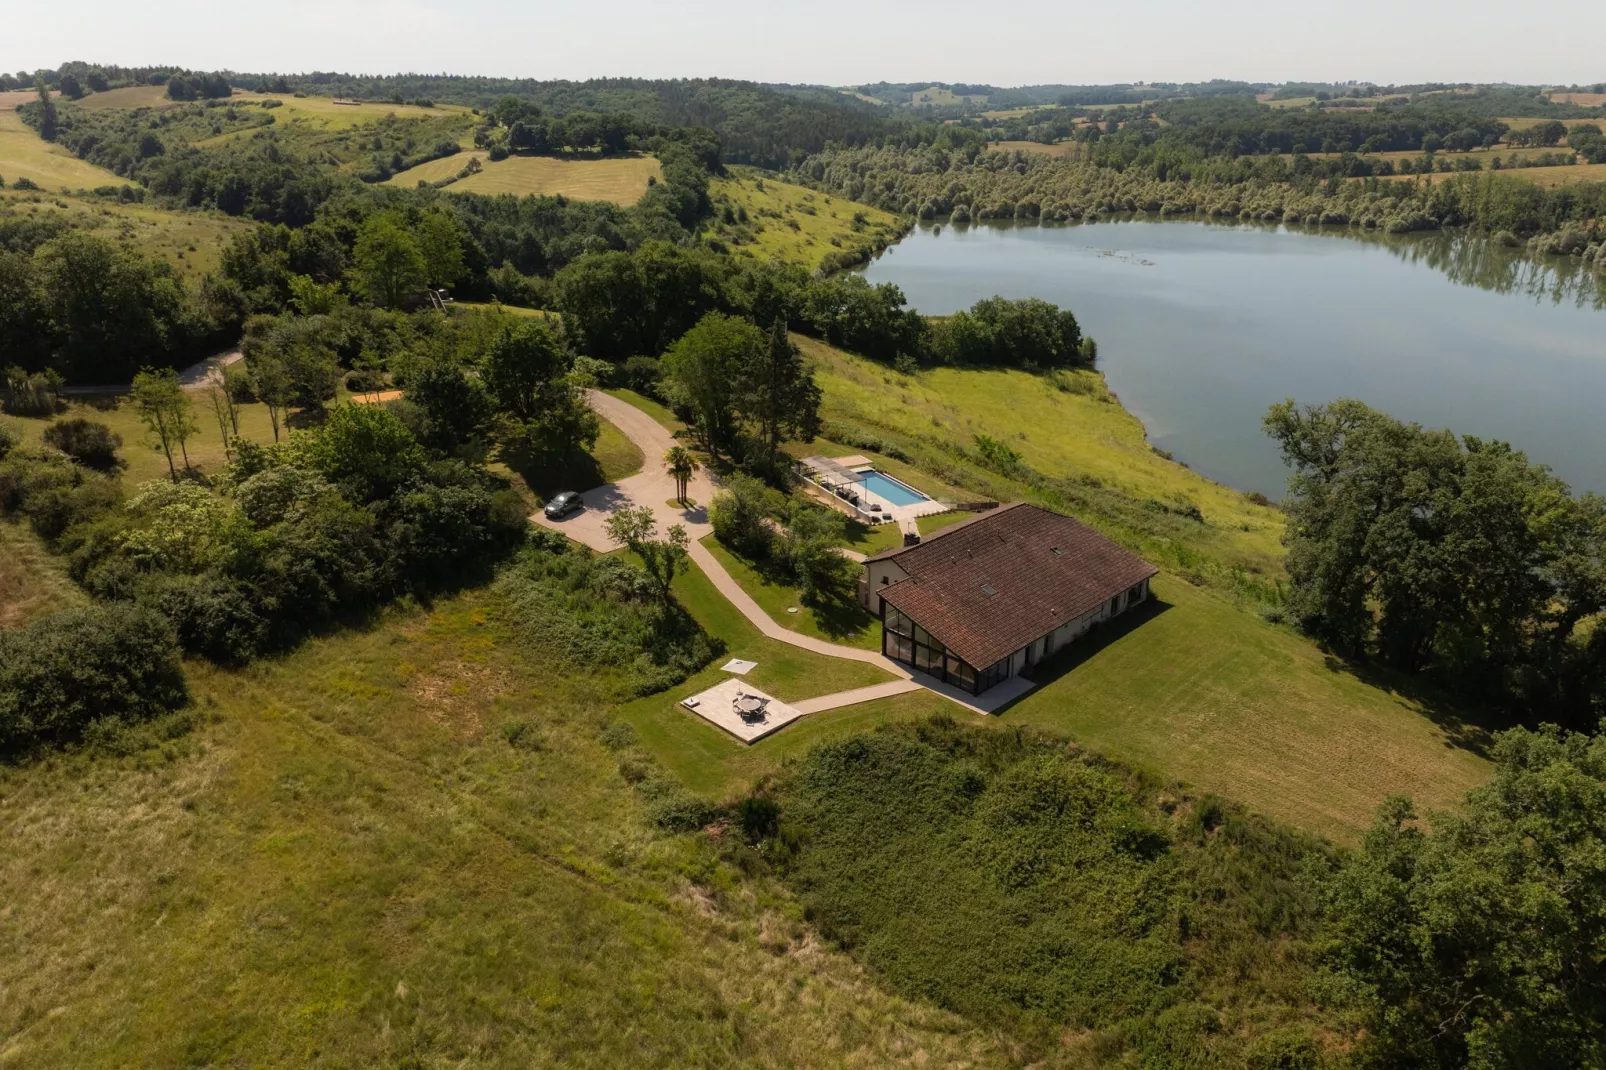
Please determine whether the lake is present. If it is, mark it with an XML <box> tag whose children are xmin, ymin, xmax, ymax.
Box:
<box><xmin>859</xmin><ymin>220</ymin><xmax>1606</xmax><ymax>498</ymax></box>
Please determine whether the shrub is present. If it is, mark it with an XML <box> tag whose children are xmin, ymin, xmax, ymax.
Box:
<box><xmin>709</xmin><ymin>472</ymin><xmax>782</xmax><ymax>559</ymax></box>
<box><xmin>0</xmin><ymin>603</ymin><xmax>187</xmax><ymax>753</ymax></box>
<box><xmin>2</xmin><ymin>366</ymin><xmax>63</xmax><ymax>416</ymax></box>
<box><xmin>42</xmin><ymin>417</ymin><xmax>122</xmax><ymax>471</ymax></box>
<box><xmin>0</xmin><ymin>422</ymin><xmax>14</xmax><ymax>460</ymax></box>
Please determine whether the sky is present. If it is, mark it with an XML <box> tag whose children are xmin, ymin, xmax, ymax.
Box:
<box><xmin>6</xmin><ymin>0</ymin><xmax>1605</xmax><ymax>88</ymax></box>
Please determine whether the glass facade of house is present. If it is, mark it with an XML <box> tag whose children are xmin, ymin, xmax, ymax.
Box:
<box><xmin>881</xmin><ymin>604</ymin><xmax>1002</xmax><ymax>694</ymax></box>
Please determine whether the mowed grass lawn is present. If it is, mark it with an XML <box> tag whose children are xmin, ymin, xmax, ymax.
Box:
<box><xmin>434</xmin><ymin>153</ymin><xmax>661</xmax><ymax>204</ymax></box>
<box><xmin>699</xmin><ymin>536</ymin><xmax>881</xmax><ymax>650</ymax></box>
<box><xmin>631</xmin><ymin>570</ymin><xmax>1489</xmax><ymax>841</ymax></box>
<box><xmin>801</xmin><ymin>338</ymin><xmax>1287</xmax><ymax>578</ymax></box>
<box><xmin>0</xmin><ymin>588</ymin><xmax>992</xmax><ymax>1067</ymax></box>
<box><xmin>383</xmin><ymin>150</ymin><xmax>486</xmax><ymax>185</ymax></box>
<box><xmin>710</xmin><ymin>172</ymin><xmax>905</xmax><ymax>270</ymax></box>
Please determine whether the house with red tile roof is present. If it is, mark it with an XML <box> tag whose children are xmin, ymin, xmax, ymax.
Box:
<box><xmin>859</xmin><ymin>503</ymin><xmax>1157</xmax><ymax>695</ymax></box>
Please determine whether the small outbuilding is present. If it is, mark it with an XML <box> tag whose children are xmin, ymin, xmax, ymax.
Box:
<box><xmin>859</xmin><ymin>503</ymin><xmax>1157</xmax><ymax>695</ymax></box>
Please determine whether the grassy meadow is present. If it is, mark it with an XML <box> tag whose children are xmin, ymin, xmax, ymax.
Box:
<box><xmin>0</xmin><ymin>520</ymin><xmax>86</xmax><ymax>628</ymax></box>
<box><xmin>989</xmin><ymin>139</ymin><xmax>1083</xmax><ymax>159</ymax></box>
<box><xmin>797</xmin><ymin>336</ymin><xmax>1288</xmax><ymax>581</ymax></box>
<box><xmin>383</xmin><ymin>149</ymin><xmax>487</xmax><ymax>186</ymax></box>
<box><xmin>0</xmin><ymin>584</ymin><xmax>1003</xmax><ymax>1067</ymax></box>
<box><xmin>430</xmin><ymin>153</ymin><xmax>662</xmax><ymax>203</ymax></box>
<box><xmin>0</xmin><ymin>189</ymin><xmax>250</xmax><ymax>279</ymax></box>
<box><xmin>709</xmin><ymin>172</ymin><xmax>906</xmax><ymax>270</ymax></box>
<box><xmin>0</xmin><ymin>109</ymin><xmax>126</xmax><ymax>191</ymax></box>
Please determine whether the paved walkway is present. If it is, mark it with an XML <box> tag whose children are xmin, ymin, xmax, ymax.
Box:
<box><xmin>533</xmin><ymin>390</ymin><xmax>1036</xmax><ymax>727</ymax></box>
<box><xmin>58</xmin><ymin>348</ymin><xmax>244</xmax><ymax>397</ymax></box>
<box><xmin>531</xmin><ymin>390</ymin><xmax>716</xmax><ymax>550</ymax></box>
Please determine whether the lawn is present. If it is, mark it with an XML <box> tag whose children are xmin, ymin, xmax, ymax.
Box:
<box><xmin>616</xmin><ymin>556</ymin><xmax>895</xmax><ymax>796</ymax></box>
<box><xmin>799</xmin><ymin>337</ymin><xmax>1287</xmax><ymax>580</ymax></box>
<box><xmin>0</xmin><ymin>586</ymin><xmax>993</xmax><ymax>1067</ymax></box>
<box><xmin>435</xmin><ymin>153</ymin><xmax>661</xmax><ymax>204</ymax></box>
<box><xmin>1</xmin><ymin>394</ymin><xmax>283</xmax><ymax>487</ymax></box>
<box><xmin>496</xmin><ymin>412</ymin><xmax>644</xmax><ymax>503</ymax></box>
<box><xmin>602</xmin><ymin>387</ymin><xmax>685</xmax><ymax>434</ymax></box>
<box><xmin>699</xmin><ymin>535</ymin><xmax>880</xmax><ymax>650</ymax></box>
<box><xmin>628</xmin><ymin>568</ymin><xmax>1490</xmax><ymax>842</ymax></box>
<box><xmin>841</xmin><ymin>509</ymin><xmax>972</xmax><ymax>556</ymax></box>
<box><xmin>709</xmin><ymin>171</ymin><xmax>906</xmax><ymax>270</ymax></box>
<box><xmin>0</xmin><ymin>519</ymin><xmax>86</xmax><ymax>627</ymax></box>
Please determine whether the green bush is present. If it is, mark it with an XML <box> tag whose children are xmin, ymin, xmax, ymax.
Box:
<box><xmin>0</xmin><ymin>603</ymin><xmax>187</xmax><ymax>753</ymax></box>
<box><xmin>42</xmin><ymin>417</ymin><xmax>122</xmax><ymax>471</ymax></box>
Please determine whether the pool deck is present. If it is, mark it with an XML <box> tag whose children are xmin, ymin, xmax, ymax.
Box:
<box><xmin>799</xmin><ymin>455</ymin><xmax>951</xmax><ymax>527</ymax></box>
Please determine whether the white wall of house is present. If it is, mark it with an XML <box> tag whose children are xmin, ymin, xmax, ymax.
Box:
<box><xmin>860</xmin><ymin>558</ymin><xmax>910</xmax><ymax>611</ymax></box>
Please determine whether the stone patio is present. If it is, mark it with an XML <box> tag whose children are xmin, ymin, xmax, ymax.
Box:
<box><xmin>678</xmin><ymin>679</ymin><xmax>803</xmax><ymax>744</ymax></box>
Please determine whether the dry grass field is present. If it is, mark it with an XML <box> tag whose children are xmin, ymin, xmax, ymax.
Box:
<box><xmin>383</xmin><ymin>149</ymin><xmax>487</xmax><ymax>186</ymax></box>
<box><xmin>1499</xmin><ymin>115</ymin><xmax>1605</xmax><ymax>133</ymax></box>
<box><xmin>76</xmin><ymin>85</ymin><xmax>175</xmax><ymax>110</ymax></box>
<box><xmin>1546</xmin><ymin>92</ymin><xmax>1606</xmax><ymax>107</ymax></box>
<box><xmin>0</xmin><ymin>110</ymin><xmax>127</xmax><ymax>191</ymax></box>
<box><xmin>420</xmin><ymin>153</ymin><xmax>661</xmax><ymax>203</ymax></box>
<box><xmin>0</xmin><ymin>521</ymin><xmax>86</xmax><ymax>628</ymax></box>
<box><xmin>1378</xmin><ymin>161</ymin><xmax>1606</xmax><ymax>187</ymax></box>
<box><xmin>0</xmin><ymin>190</ymin><xmax>249</xmax><ymax>278</ymax></box>
<box><xmin>988</xmin><ymin>139</ymin><xmax>1082</xmax><ymax>158</ymax></box>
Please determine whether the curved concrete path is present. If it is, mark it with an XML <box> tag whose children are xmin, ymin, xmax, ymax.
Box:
<box><xmin>535</xmin><ymin>390</ymin><xmax>1023</xmax><ymax>721</ymax></box>
<box><xmin>531</xmin><ymin>390</ymin><xmax>716</xmax><ymax>551</ymax></box>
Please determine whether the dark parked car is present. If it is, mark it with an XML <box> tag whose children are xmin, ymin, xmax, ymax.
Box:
<box><xmin>543</xmin><ymin>491</ymin><xmax>582</xmax><ymax>518</ymax></box>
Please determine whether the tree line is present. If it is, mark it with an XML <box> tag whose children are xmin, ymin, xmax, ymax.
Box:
<box><xmin>1267</xmin><ymin>398</ymin><xmax>1606</xmax><ymax>731</ymax></box>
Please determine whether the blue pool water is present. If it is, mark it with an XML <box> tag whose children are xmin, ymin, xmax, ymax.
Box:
<box><xmin>859</xmin><ymin>470</ymin><xmax>929</xmax><ymax>507</ymax></box>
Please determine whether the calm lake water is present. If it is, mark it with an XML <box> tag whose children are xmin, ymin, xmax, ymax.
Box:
<box><xmin>860</xmin><ymin>221</ymin><xmax>1606</xmax><ymax>498</ymax></box>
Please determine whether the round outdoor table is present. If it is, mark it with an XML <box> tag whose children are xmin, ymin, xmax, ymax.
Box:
<box><xmin>734</xmin><ymin>695</ymin><xmax>766</xmax><ymax>717</ymax></box>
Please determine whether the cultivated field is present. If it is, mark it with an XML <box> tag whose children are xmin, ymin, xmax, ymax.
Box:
<box><xmin>709</xmin><ymin>172</ymin><xmax>905</xmax><ymax>270</ymax></box>
<box><xmin>1547</xmin><ymin>92</ymin><xmax>1606</xmax><ymax>107</ymax></box>
<box><xmin>1380</xmin><ymin>161</ymin><xmax>1606</xmax><ymax>187</ymax></box>
<box><xmin>422</xmin><ymin>153</ymin><xmax>662</xmax><ymax>203</ymax></box>
<box><xmin>75</xmin><ymin>85</ymin><xmax>175</xmax><ymax>110</ymax></box>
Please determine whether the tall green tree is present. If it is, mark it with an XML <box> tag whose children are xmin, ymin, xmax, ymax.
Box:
<box><xmin>351</xmin><ymin>216</ymin><xmax>427</xmax><ymax>308</ymax></box>
<box><xmin>1327</xmin><ymin>725</ymin><xmax>1606</xmax><ymax>1068</ymax></box>
<box><xmin>734</xmin><ymin>320</ymin><xmax>822</xmax><ymax>474</ymax></box>
<box><xmin>483</xmin><ymin>319</ymin><xmax>598</xmax><ymax>465</ymax></box>
<box><xmin>130</xmin><ymin>367</ymin><xmax>198</xmax><ymax>481</ymax></box>
<box><xmin>1265</xmin><ymin>398</ymin><xmax>1606</xmax><ymax>727</ymax></box>
<box><xmin>661</xmin><ymin>312</ymin><xmax>762</xmax><ymax>458</ymax></box>
<box><xmin>34</xmin><ymin>81</ymin><xmax>57</xmax><ymax>142</ymax></box>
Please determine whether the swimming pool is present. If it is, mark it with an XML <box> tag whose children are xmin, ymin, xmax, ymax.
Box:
<box><xmin>857</xmin><ymin>469</ymin><xmax>930</xmax><ymax>507</ymax></box>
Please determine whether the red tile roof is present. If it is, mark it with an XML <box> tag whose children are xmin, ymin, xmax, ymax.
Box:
<box><xmin>877</xmin><ymin>504</ymin><xmax>1157</xmax><ymax>669</ymax></box>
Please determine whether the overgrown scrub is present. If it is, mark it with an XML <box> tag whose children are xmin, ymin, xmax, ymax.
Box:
<box><xmin>496</xmin><ymin>530</ymin><xmax>722</xmax><ymax>697</ymax></box>
<box><xmin>758</xmin><ymin>717</ymin><xmax>1343</xmax><ymax>1064</ymax></box>
<box><xmin>0</xmin><ymin>603</ymin><xmax>187</xmax><ymax>754</ymax></box>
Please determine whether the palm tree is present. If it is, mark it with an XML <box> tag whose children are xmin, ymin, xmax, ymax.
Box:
<box><xmin>665</xmin><ymin>446</ymin><xmax>699</xmax><ymax>505</ymax></box>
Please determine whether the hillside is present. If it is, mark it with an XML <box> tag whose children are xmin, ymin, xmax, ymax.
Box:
<box><xmin>389</xmin><ymin>151</ymin><xmax>662</xmax><ymax>204</ymax></box>
<box><xmin>708</xmin><ymin>171</ymin><xmax>907</xmax><ymax>270</ymax></box>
